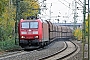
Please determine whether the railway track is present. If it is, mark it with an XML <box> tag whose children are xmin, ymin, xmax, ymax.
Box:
<box><xmin>0</xmin><ymin>46</ymin><xmax>42</xmax><ymax>60</ymax></box>
<box><xmin>0</xmin><ymin>40</ymin><xmax>79</xmax><ymax>60</ymax></box>
<box><xmin>0</xmin><ymin>50</ymin><xmax>28</xmax><ymax>60</ymax></box>
<box><xmin>0</xmin><ymin>42</ymin><xmax>53</xmax><ymax>60</ymax></box>
<box><xmin>39</xmin><ymin>40</ymin><xmax>78</xmax><ymax>60</ymax></box>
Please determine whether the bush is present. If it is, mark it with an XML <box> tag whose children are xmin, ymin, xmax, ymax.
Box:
<box><xmin>73</xmin><ymin>28</ymin><xmax>82</xmax><ymax>40</ymax></box>
<box><xmin>0</xmin><ymin>38</ymin><xmax>20</xmax><ymax>51</ymax></box>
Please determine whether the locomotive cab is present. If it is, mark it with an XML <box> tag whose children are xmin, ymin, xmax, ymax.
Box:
<box><xmin>18</xmin><ymin>19</ymin><xmax>42</xmax><ymax>46</ymax></box>
<box><xmin>18</xmin><ymin>19</ymin><xmax>49</xmax><ymax>47</ymax></box>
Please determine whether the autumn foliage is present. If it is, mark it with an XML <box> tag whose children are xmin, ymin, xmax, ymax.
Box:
<box><xmin>73</xmin><ymin>14</ymin><xmax>90</xmax><ymax>40</ymax></box>
<box><xmin>0</xmin><ymin>0</ymin><xmax>40</xmax><ymax>50</ymax></box>
<box><xmin>73</xmin><ymin>28</ymin><xmax>82</xmax><ymax>40</ymax></box>
<box><xmin>0</xmin><ymin>0</ymin><xmax>39</xmax><ymax>41</ymax></box>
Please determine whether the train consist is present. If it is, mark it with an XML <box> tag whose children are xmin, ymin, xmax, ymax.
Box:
<box><xmin>18</xmin><ymin>18</ymin><xmax>73</xmax><ymax>48</ymax></box>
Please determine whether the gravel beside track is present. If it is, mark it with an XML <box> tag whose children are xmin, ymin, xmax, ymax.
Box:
<box><xmin>0</xmin><ymin>40</ymin><xmax>82</xmax><ymax>60</ymax></box>
<box><xmin>0</xmin><ymin>40</ymin><xmax>64</xmax><ymax>60</ymax></box>
<box><xmin>67</xmin><ymin>40</ymin><xmax>82</xmax><ymax>60</ymax></box>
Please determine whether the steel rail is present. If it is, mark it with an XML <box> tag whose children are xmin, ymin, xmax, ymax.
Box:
<box><xmin>58</xmin><ymin>40</ymin><xmax>78</xmax><ymax>60</ymax></box>
<box><xmin>39</xmin><ymin>40</ymin><xmax>78</xmax><ymax>60</ymax></box>
<box><xmin>39</xmin><ymin>41</ymin><xmax>68</xmax><ymax>60</ymax></box>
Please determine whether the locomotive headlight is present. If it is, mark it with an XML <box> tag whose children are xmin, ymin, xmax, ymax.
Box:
<box><xmin>21</xmin><ymin>32</ymin><xmax>27</xmax><ymax>34</ymax></box>
<box><xmin>33</xmin><ymin>31</ymin><xmax>38</xmax><ymax>34</ymax></box>
<box><xmin>34</xmin><ymin>36</ymin><xmax>38</xmax><ymax>38</ymax></box>
<box><xmin>21</xmin><ymin>36</ymin><xmax>25</xmax><ymax>38</ymax></box>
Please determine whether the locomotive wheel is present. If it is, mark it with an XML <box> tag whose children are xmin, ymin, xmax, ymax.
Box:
<box><xmin>44</xmin><ymin>42</ymin><xmax>47</xmax><ymax>46</ymax></box>
<box><xmin>19</xmin><ymin>43</ymin><xmax>25</xmax><ymax>48</ymax></box>
<box><xmin>39</xmin><ymin>42</ymin><xmax>44</xmax><ymax>47</ymax></box>
<box><xmin>48</xmin><ymin>41</ymin><xmax>50</xmax><ymax>44</ymax></box>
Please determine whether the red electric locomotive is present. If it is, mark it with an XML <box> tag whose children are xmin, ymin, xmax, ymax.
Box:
<box><xmin>18</xmin><ymin>19</ymin><xmax>49</xmax><ymax>47</ymax></box>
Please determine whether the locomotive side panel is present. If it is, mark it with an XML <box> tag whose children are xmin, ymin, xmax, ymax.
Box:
<box><xmin>60</xmin><ymin>26</ymin><xmax>62</xmax><ymax>38</ymax></box>
<box><xmin>58</xmin><ymin>26</ymin><xmax>62</xmax><ymax>38</ymax></box>
<box><xmin>57</xmin><ymin>26</ymin><xmax>59</xmax><ymax>37</ymax></box>
<box><xmin>53</xmin><ymin>25</ymin><xmax>55</xmax><ymax>38</ymax></box>
<box><xmin>67</xmin><ymin>27</ymin><xmax>72</xmax><ymax>39</ymax></box>
<box><xmin>42</xmin><ymin>22</ymin><xmax>49</xmax><ymax>42</ymax></box>
<box><xmin>56</xmin><ymin>25</ymin><xmax>58</xmax><ymax>37</ymax></box>
<box><xmin>61</xmin><ymin>26</ymin><xmax>66</xmax><ymax>38</ymax></box>
<box><xmin>54</xmin><ymin>25</ymin><xmax>57</xmax><ymax>38</ymax></box>
<box><xmin>48</xmin><ymin>21</ymin><xmax>53</xmax><ymax>40</ymax></box>
<box><xmin>66</xmin><ymin>27</ymin><xmax>70</xmax><ymax>38</ymax></box>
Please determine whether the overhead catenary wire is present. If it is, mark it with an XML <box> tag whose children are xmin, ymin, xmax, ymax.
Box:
<box><xmin>74</xmin><ymin>0</ymin><xmax>83</xmax><ymax>7</ymax></box>
<box><xmin>78</xmin><ymin>0</ymin><xmax>84</xmax><ymax>5</ymax></box>
<box><xmin>58</xmin><ymin>0</ymin><xmax>80</xmax><ymax>13</ymax></box>
<box><xmin>74</xmin><ymin>0</ymin><xmax>88</xmax><ymax>10</ymax></box>
<box><xmin>58</xmin><ymin>0</ymin><xmax>74</xmax><ymax>22</ymax></box>
<box><xmin>58</xmin><ymin>0</ymin><xmax>71</xmax><ymax>9</ymax></box>
<box><xmin>63</xmin><ymin>0</ymin><xmax>70</xmax><ymax>4</ymax></box>
<box><xmin>58</xmin><ymin>0</ymin><xmax>85</xmax><ymax>10</ymax></box>
<box><xmin>58</xmin><ymin>0</ymin><xmax>77</xmax><ymax>17</ymax></box>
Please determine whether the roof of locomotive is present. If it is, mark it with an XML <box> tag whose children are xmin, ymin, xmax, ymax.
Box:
<box><xmin>20</xmin><ymin>19</ymin><xmax>51</xmax><ymax>24</ymax></box>
<box><xmin>20</xmin><ymin>19</ymin><xmax>43</xmax><ymax>22</ymax></box>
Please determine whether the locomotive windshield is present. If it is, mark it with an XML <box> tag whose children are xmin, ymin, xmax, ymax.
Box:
<box><xmin>22</xmin><ymin>22</ymin><xmax>29</xmax><ymax>28</ymax></box>
<box><xmin>21</xmin><ymin>22</ymin><xmax>38</xmax><ymax>28</ymax></box>
<box><xmin>30</xmin><ymin>22</ymin><xmax>38</xmax><ymax>28</ymax></box>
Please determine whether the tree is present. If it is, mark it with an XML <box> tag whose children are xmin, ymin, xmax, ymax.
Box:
<box><xmin>73</xmin><ymin>28</ymin><xmax>82</xmax><ymax>40</ymax></box>
<box><xmin>20</xmin><ymin>0</ymin><xmax>40</xmax><ymax>19</ymax></box>
<box><xmin>0</xmin><ymin>0</ymin><xmax>40</xmax><ymax>41</ymax></box>
<box><xmin>73</xmin><ymin>14</ymin><xmax>90</xmax><ymax>40</ymax></box>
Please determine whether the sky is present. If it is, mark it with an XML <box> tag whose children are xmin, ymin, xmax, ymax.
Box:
<box><xmin>38</xmin><ymin>0</ymin><xmax>89</xmax><ymax>23</ymax></box>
